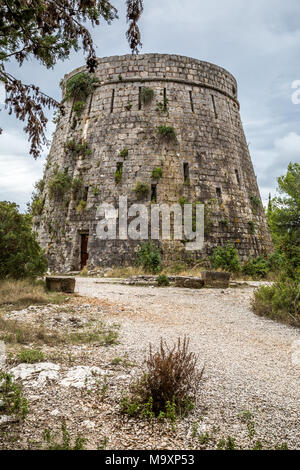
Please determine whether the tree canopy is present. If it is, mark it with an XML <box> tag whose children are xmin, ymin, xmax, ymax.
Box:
<box><xmin>0</xmin><ymin>0</ymin><xmax>144</xmax><ymax>157</ymax></box>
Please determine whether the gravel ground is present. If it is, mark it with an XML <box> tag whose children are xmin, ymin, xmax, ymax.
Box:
<box><xmin>75</xmin><ymin>277</ymin><xmax>300</xmax><ymax>449</ymax></box>
<box><xmin>1</xmin><ymin>278</ymin><xmax>299</xmax><ymax>450</ymax></box>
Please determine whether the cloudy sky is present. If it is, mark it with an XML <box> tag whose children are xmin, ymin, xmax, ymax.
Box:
<box><xmin>1</xmin><ymin>0</ymin><xmax>300</xmax><ymax>211</ymax></box>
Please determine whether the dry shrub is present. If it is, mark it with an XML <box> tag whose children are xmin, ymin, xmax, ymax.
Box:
<box><xmin>125</xmin><ymin>336</ymin><xmax>203</xmax><ymax>417</ymax></box>
<box><xmin>0</xmin><ymin>279</ymin><xmax>65</xmax><ymax>308</ymax></box>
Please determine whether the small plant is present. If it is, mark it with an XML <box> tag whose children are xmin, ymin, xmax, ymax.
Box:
<box><xmin>220</xmin><ymin>218</ymin><xmax>231</xmax><ymax>229</ymax></box>
<box><xmin>156</xmin><ymin>97</ymin><xmax>169</xmax><ymax>113</ymax></box>
<box><xmin>48</xmin><ymin>169</ymin><xmax>72</xmax><ymax>199</ymax></box>
<box><xmin>31</xmin><ymin>196</ymin><xmax>45</xmax><ymax>216</ymax></box>
<box><xmin>137</xmin><ymin>241</ymin><xmax>162</xmax><ymax>274</ymax></box>
<box><xmin>64</xmin><ymin>72</ymin><xmax>98</xmax><ymax>102</ymax></box>
<box><xmin>114</xmin><ymin>166</ymin><xmax>123</xmax><ymax>184</ymax></box>
<box><xmin>157</xmin><ymin>125</ymin><xmax>176</xmax><ymax>141</ymax></box>
<box><xmin>151</xmin><ymin>167</ymin><xmax>163</xmax><ymax>179</ymax></box>
<box><xmin>43</xmin><ymin>419</ymin><xmax>87</xmax><ymax>450</ymax></box>
<box><xmin>119</xmin><ymin>147</ymin><xmax>129</xmax><ymax>158</ymax></box>
<box><xmin>73</xmin><ymin>100</ymin><xmax>85</xmax><ymax>118</ymax></box>
<box><xmin>141</xmin><ymin>87</ymin><xmax>154</xmax><ymax>105</ymax></box>
<box><xmin>93</xmin><ymin>186</ymin><xmax>100</xmax><ymax>196</ymax></box>
<box><xmin>217</xmin><ymin>436</ymin><xmax>236</xmax><ymax>450</ymax></box>
<box><xmin>178</xmin><ymin>196</ymin><xmax>188</xmax><ymax>207</ymax></box>
<box><xmin>17</xmin><ymin>348</ymin><xmax>45</xmax><ymax>364</ymax></box>
<box><xmin>133</xmin><ymin>181</ymin><xmax>149</xmax><ymax>199</ymax></box>
<box><xmin>157</xmin><ymin>274</ymin><xmax>170</xmax><ymax>286</ymax></box>
<box><xmin>120</xmin><ymin>337</ymin><xmax>202</xmax><ymax>419</ymax></box>
<box><xmin>125</xmin><ymin>101</ymin><xmax>132</xmax><ymax>111</ymax></box>
<box><xmin>248</xmin><ymin>220</ymin><xmax>256</xmax><ymax>234</ymax></box>
<box><xmin>210</xmin><ymin>243</ymin><xmax>241</xmax><ymax>273</ymax></box>
<box><xmin>98</xmin><ymin>436</ymin><xmax>109</xmax><ymax>450</ymax></box>
<box><xmin>0</xmin><ymin>371</ymin><xmax>29</xmax><ymax>421</ymax></box>
<box><xmin>76</xmin><ymin>200</ymin><xmax>87</xmax><ymax>213</ymax></box>
<box><xmin>64</xmin><ymin>139</ymin><xmax>92</xmax><ymax>158</ymax></box>
<box><xmin>250</xmin><ymin>194</ymin><xmax>261</xmax><ymax>212</ymax></box>
<box><xmin>72</xmin><ymin>177</ymin><xmax>83</xmax><ymax>197</ymax></box>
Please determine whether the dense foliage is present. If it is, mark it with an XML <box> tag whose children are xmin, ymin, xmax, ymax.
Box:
<box><xmin>210</xmin><ymin>243</ymin><xmax>241</xmax><ymax>273</ymax></box>
<box><xmin>0</xmin><ymin>201</ymin><xmax>47</xmax><ymax>279</ymax></box>
<box><xmin>0</xmin><ymin>1</ymin><xmax>143</xmax><ymax>157</ymax></box>
<box><xmin>137</xmin><ymin>241</ymin><xmax>162</xmax><ymax>274</ymax></box>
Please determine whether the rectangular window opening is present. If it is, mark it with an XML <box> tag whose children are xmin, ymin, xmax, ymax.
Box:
<box><xmin>110</xmin><ymin>89</ymin><xmax>115</xmax><ymax>113</ymax></box>
<box><xmin>163</xmin><ymin>87</ymin><xmax>167</xmax><ymax>110</ymax></box>
<box><xmin>138</xmin><ymin>87</ymin><xmax>142</xmax><ymax>110</ymax></box>
<box><xmin>83</xmin><ymin>187</ymin><xmax>89</xmax><ymax>201</ymax></box>
<box><xmin>151</xmin><ymin>184</ymin><xmax>157</xmax><ymax>203</ymax></box>
<box><xmin>116</xmin><ymin>162</ymin><xmax>123</xmax><ymax>172</ymax></box>
<box><xmin>189</xmin><ymin>91</ymin><xmax>194</xmax><ymax>113</ymax></box>
<box><xmin>235</xmin><ymin>169</ymin><xmax>241</xmax><ymax>186</ymax></box>
<box><xmin>183</xmin><ymin>162</ymin><xmax>190</xmax><ymax>182</ymax></box>
<box><xmin>211</xmin><ymin>94</ymin><xmax>218</xmax><ymax>118</ymax></box>
<box><xmin>216</xmin><ymin>187</ymin><xmax>222</xmax><ymax>199</ymax></box>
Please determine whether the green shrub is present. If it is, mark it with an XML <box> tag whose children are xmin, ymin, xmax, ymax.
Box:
<box><xmin>133</xmin><ymin>181</ymin><xmax>149</xmax><ymax>199</ymax></box>
<box><xmin>157</xmin><ymin>125</ymin><xmax>176</xmax><ymax>140</ymax></box>
<box><xmin>141</xmin><ymin>87</ymin><xmax>154</xmax><ymax>104</ymax></box>
<box><xmin>242</xmin><ymin>256</ymin><xmax>270</xmax><ymax>278</ymax></box>
<box><xmin>48</xmin><ymin>170</ymin><xmax>72</xmax><ymax>199</ymax></box>
<box><xmin>31</xmin><ymin>196</ymin><xmax>45</xmax><ymax>216</ymax></box>
<box><xmin>76</xmin><ymin>200</ymin><xmax>87</xmax><ymax>213</ymax></box>
<box><xmin>125</xmin><ymin>101</ymin><xmax>132</xmax><ymax>111</ymax></box>
<box><xmin>210</xmin><ymin>243</ymin><xmax>241</xmax><ymax>273</ymax></box>
<box><xmin>0</xmin><ymin>371</ymin><xmax>29</xmax><ymax>421</ymax></box>
<box><xmin>114</xmin><ymin>166</ymin><xmax>123</xmax><ymax>184</ymax></box>
<box><xmin>151</xmin><ymin>167</ymin><xmax>163</xmax><ymax>179</ymax></box>
<box><xmin>250</xmin><ymin>195</ymin><xmax>261</xmax><ymax>212</ymax></box>
<box><xmin>248</xmin><ymin>220</ymin><xmax>256</xmax><ymax>234</ymax></box>
<box><xmin>17</xmin><ymin>348</ymin><xmax>45</xmax><ymax>364</ymax></box>
<box><xmin>137</xmin><ymin>242</ymin><xmax>162</xmax><ymax>274</ymax></box>
<box><xmin>73</xmin><ymin>100</ymin><xmax>85</xmax><ymax>117</ymax></box>
<box><xmin>71</xmin><ymin>177</ymin><xmax>83</xmax><ymax>198</ymax></box>
<box><xmin>120</xmin><ymin>337</ymin><xmax>202</xmax><ymax>419</ymax></box>
<box><xmin>156</xmin><ymin>98</ymin><xmax>169</xmax><ymax>113</ymax></box>
<box><xmin>252</xmin><ymin>281</ymin><xmax>300</xmax><ymax>327</ymax></box>
<box><xmin>0</xmin><ymin>202</ymin><xmax>47</xmax><ymax>279</ymax></box>
<box><xmin>157</xmin><ymin>274</ymin><xmax>170</xmax><ymax>286</ymax></box>
<box><xmin>64</xmin><ymin>72</ymin><xmax>98</xmax><ymax>102</ymax></box>
<box><xmin>93</xmin><ymin>186</ymin><xmax>100</xmax><ymax>196</ymax></box>
<box><xmin>119</xmin><ymin>148</ymin><xmax>129</xmax><ymax>158</ymax></box>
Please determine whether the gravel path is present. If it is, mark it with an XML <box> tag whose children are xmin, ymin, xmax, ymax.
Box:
<box><xmin>76</xmin><ymin>277</ymin><xmax>300</xmax><ymax>449</ymax></box>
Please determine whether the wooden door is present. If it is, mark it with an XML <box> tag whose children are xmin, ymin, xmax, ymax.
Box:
<box><xmin>80</xmin><ymin>234</ymin><xmax>89</xmax><ymax>270</ymax></box>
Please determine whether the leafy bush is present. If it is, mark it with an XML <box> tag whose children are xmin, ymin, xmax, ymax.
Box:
<box><xmin>151</xmin><ymin>167</ymin><xmax>163</xmax><ymax>179</ymax></box>
<box><xmin>31</xmin><ymin>196</ymin><xmax>45</xmax><ymax>216</ymax></box>
<box><xmin>0</xmin><ymin>202</ymin><xmax>47</xmax><ymax>279</ymax></box>
<box><xmin>64</xmin><ymin>72</ymin><xmax>98</xmax><ymax>102</ymax></box>
<box><xmin>137</xmin><ymin>242</ymin><xmax>162</xmax><ymax>274</ymax></box>
<box><xmin>73</xmin><ymin>100</ymin><xmax>85</xmax><ymax>117</ymax></box>
<box><xmin>65</xmin><ymin>139</ymin><xmax>92</xmax><ymax>158</ymax></box>
<box><xmin>72</xmin><ymin>177</ymin><xmax>83</xmax><ymax>197</ymax></box>
<box><xmin>252</xmin><ymin>281</ymin><xmax>300</xmax><ymax>327</ymax></box>
<box><xmin>157</xmin><ymin>274</ymin><xmax>170</xmax><ymax>286</ymax></box>
<box><xmin>133</xmin><ymin>181</ymin><xmax>149</xmax><ymax>199</ymax></box>
<box><xmin>17</xmin><ymin>348</ymin><xmax>45</xmax><ymax>363</ymax></box>
<box><xmin>48</xmin><ymin>169</ymin><xmax>72</xmax><ymax>199</ymax></box>
<box><xmin>210</xmin><ymin>243</ymin><xmax>241</xmax><ymax>273</ymax></box>
<box><xmin>119</xmin><ymin>148</ymin><xmax>129</xmax><ymax>158</ymax></box>
<box><xmin>157</xmin><ymin>125</ymin><xmax>176</xmax><ymax>140</ymax></box>
<box><xmin>141</xmin><ymin>87</ymin><xmax>154</xmax><ymax>104</ymax></box>
<box><xmin>248</xmin><ymin>220</ymin><xmax>256</xmax><ymax>234</ymax></box>
<box><xmin>250</xmin><ymin>195</ymin><xmax>261</xmax><ymax>212</ymax></box>
<box><xmin>76</xmin><ymin>200</ymin><xmax>87</xmax><ymax>213</ymax></box>
<box><xmin>120</xmin><ymin>337</ymin><xmax>203</xmax><ymax>418</ymax></box>
<box><xmin>114</xmin><ymin>166</ymin><xmax>123</xmax><ymax>184</ymax></box>
<box><xmin>0</xmin><ymin>371</ymin><xmax>28</xmax><ymax>421</ymax></box>
<box><xmin>242</xmin><ymin>256</ymin><xmax>270</xmax><ymax>278</ymax></box>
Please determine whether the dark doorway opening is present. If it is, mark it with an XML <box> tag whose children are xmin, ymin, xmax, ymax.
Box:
<box><xmin>80</xmin><ymin>234</ymin><xmax>89</xmax><ymax>270</ymax></box>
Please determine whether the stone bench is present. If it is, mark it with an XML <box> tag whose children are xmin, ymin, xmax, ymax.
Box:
<box><xmin>174</xmin><ymin>277</ymin><xmax>205</xmax><ymax>289</ymax></box>
<box><xmin>45</xmin><ymin>276</ymin><xmax>76</xmax><ymax>293</ymax></box>
<box><xmin>201</xmin><ymin>271</ymin><xmax>231</xmax><ymax>288</ymax></box>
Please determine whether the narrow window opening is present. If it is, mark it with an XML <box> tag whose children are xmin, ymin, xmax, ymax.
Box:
<box><xmin>83</xmin><ymin>187</ymin><xmax>89</xmax><ymax>201</ymax></box>
<box><xmin>163</xmin><ymin>88</ymin><xmax>167</xmax><ymax>110</ymax></box>
<box><xmin>189</xmin><ymin>90</ymin><xmax>194</xmax><ymax>113</ymax></box>
<box><xmin>138</xmin><ymin>87</ymin><xmax>142</xmax><ymax>110</ymax></box>
<box><xmin>216</xmin><ymin>187</ymin><xmax>222</xmax><ymax>199</ymax></box>
<box><xmin>110</xmin><ymin>89</ymin><xmax>115</xmax><ymax>113</ymax></box>
<box><xmin>69</xmin><ymin>98</ymin><xmax>74</xmax><ymax>122</ymax></box>
<box><xmin>151</xmin><ymin>184</ymin><xmax>157</xmax><ymax>203</ymax></box>
<box><xmin>183</xmin><ymin>162</ymin><xmax>190</xmax><ymax>182</ymax></box>
<box><xmin>80</xmin><ymin>233</ymin><xmax>89</xmax><ymax>270</ymax></box>
<box><xmin>88</xmin><ymin>93</ymin><xmax>93</xmax><ymax>115</ymax></box>
<box><xmin>235</xmin><ymin>169</ymin><xmax>241</xmax><ymax>186</ymax></box>
<box><xmin>211</xmin><ymin>94</ymin><xmax>218</xmax><ymax>118</ymax></box>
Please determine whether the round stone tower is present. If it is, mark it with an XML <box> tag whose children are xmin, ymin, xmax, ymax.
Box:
<box><xmin>34</xmin><ymin>54</ymin><xmax>272</xmax><ymax>272</ymax></box>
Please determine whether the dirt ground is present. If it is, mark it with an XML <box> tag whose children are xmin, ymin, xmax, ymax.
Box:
<box><xmin>0</xmin><ymin>278</ymin><xmax>299</xmax><ymax>450</ymax></box>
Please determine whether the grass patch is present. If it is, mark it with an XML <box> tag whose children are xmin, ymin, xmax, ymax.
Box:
<box><xmin>0</xmin><ymin>280</ymin><xmax>66</xmax><ymax>309</ymax></box>
<box><xmin>42</xmin><ymin>419</ymin><xmax>87</xmax><ymax>450</ymax></box>
<box><xmin>69</xmin><ymin>321</ymin><xmax>119</xmax><ymax>346</ymax></box>
<box><xmin>16</xmin><ymin>348</ymin><xmax>45</xmax><ymax>364</ymax></box>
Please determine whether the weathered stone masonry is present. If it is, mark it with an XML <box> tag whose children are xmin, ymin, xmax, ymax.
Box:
<box><xmin>34</xmin><ymin>54</ymin><xmax>273</xmax><ymax>272</ymax></box>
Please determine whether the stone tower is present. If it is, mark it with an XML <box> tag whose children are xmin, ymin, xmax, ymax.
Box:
<box><xmin>34</xmin><ymin>54</ymin><xmax>272</xmax><ymax>272</ymax></box>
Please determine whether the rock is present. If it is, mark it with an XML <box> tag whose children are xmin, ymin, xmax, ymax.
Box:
<box><xmin>201</xmin><ymin>271</ymin><xmax>231</xmax><ymax>288</ymax></box>
<box><xmin>174</xmin><ymin>277</ymin><xmax>204</xmax><ymax>289</ymax></box>
<box><xmin>45</xmin><ymin>276</ymin><xmax>75</xmax><ymax>293</ymax></box>
<box><xmin>59</xmin><ymin>366</ymin><xmax>111</xmax><ymax>389</ymax></box>
<box><xmin>10</xmin><ymin>363</ymin><xmax>61</xmax><ymax>387</ymax></box>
